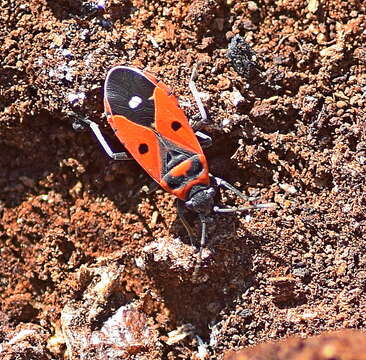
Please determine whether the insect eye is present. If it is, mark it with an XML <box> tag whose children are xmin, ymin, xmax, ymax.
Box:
<box><xmin>171</xmin><ymin>121</ymin><xmax>182</xmax><ymax>131</ymax></box>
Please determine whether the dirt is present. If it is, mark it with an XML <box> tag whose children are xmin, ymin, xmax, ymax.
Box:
<box><xmin>225</xmin><ymin>330</ymin><xmax>366</xmax><ymax>360</ymax></box>
<box><xmin>1</xmin><ymin>0</ymin><xmax>365</xmax><ymax>359</ymax></box>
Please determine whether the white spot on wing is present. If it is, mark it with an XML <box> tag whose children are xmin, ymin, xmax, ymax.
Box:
<box><xmin>129</xmin><ymin>96</ymin><xmax>142</xmax><ymax>109</ymax></box>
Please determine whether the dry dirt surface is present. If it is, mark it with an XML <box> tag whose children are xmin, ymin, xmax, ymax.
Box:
<box><xmin>224</xmin><ymin>330</ymin><xmax>366</xmax><ymax>360</ymax></box>
<box><xmin>1</xmin><ymin>0</ymin><xmax>365</xmax><ymax>359</ymax></box>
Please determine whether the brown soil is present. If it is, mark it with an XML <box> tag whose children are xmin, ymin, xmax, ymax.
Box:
<box><xmin>1</xmin><ymin>0</ymin><xmax>365</xmax><ymax>359</ymax></box>
<box><xmin>224</xmin><ymin>330</ymin><xmax>366</xmax><ymax>360</ymax></box>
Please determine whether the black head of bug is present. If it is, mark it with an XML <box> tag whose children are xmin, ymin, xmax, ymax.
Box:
<box><xmin>185</xmin><ymin>184</ymin><xmax>216</xmax><ymax>216</ymax></box>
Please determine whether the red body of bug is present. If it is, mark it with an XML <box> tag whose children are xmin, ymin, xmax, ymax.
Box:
<box><xmin>104</xmin><ymin>66</ymin><xmax>211</xmax><ymax>205</ymax></box>
<box><xmin>78</xmin><ymin>66</ymin><xmax>272</xmax><ymax>279</ymax></box>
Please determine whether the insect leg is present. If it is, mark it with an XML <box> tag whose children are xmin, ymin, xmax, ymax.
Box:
<box><xmin>189</xmin><ymin>64</ymin><xmax>208</xmax><ymax>131</ymax></box>
<box><xmin>79</xmin><ymin>118</ymin><xmax>132</xmax><ymax>161</ymax></box>
<box><xmin>176</xmin><ymin>199</ymin><xmax>196</xmax><ymax>243</ymax></box>
<box><xmin>195</xmin><ymin>130</ymin><xmax>212</xmax><ymax>149</ymax></box>
<box><xmin>213</xmin><ymin>176</ymin><xmax>257</xmax><ymax>202</ymax></box>
<box><xmin>192</xmin><ymin>214</ymin><xmax>207</xmax><ymax>281</ymax></box>
<box><xmin>213</xmin><ymin>203</ymin><xmax>276</xmax><ymax>213</ymax></box>
<box><xmin>213</xmin><ymin>176</ymin><xmax>277</xmax><ymax>212</ymax></box>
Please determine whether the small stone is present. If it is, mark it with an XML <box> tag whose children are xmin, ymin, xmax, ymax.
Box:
<box><xmin>150</xmin><ymin>211</ymin><xmax>159</xmax><ymax>228</ymax></box>
<box><xmin>307</xmin><ymin>0</ymin><xmax>319</xmax><ymax>13</ymax></box>
<box><xmin>279</xmin><ymin>183</ymin><xmax>297</xmax><ymax>194</ymax></box>
<box><xmin>293</xmin><ymin>268</ymin><xmax>310</xmax><ymax>279</ymax></box>
<box><xmin>217</xmin><ymin>76</ymin><xmax>231</xmax><ymax>90</ymax></box>
<box><xmin>166</xmin><ymin>324</ymin><xmax>194</xmax><ymax>345</ymax></box>
<box><xmin>269</xmin><ymin>276</ymin><xmax>298</xmax><ymax>303</ymax></box>
<box><xmin>222</xmin><ymin>118</ymin><xmax>231</xmax><ymax>127</ymax></box>
<box><xmin>230</xmin><ymin>89</ymin><xmax>245</xmax><ymax>107</ymax></box>
<box><xmin>247</xmin><ymin>1</ymin><xmax>258</xmax><ymax>12</ymax></box>
<box><xmin>336</xmin><ymin>100</ymin><xmax>347</xmax><ymax>108</ymax></box>
<box><xmin>69</xmin><ymin>181</ymin><xmax>83</xmax><ymax>198</ymax></box>
<box><xmin>239</xmin><ymin>309</ymin><xmax>253</xmax><ymax>319</ymax></box>
<box><xmin>227</xmin><ymin>35</ymin><xmax>258</xmax><ymax>78</ymax></box>
<box><xmin>300</xmin><ymin>311</ymin><xmax>318</xmax><ymax>320</ymax></box>
<box><xmin>317</xmin><ymin>33</ymin><xmax>327</xmax><ymax>44</ymax></box>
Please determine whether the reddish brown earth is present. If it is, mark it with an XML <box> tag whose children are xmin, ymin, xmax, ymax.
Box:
<box><xmin>224</xmin><ymin>330</ymin><xmax>366</xmax><ymax>360</ymax></box>
<box><xmin>1</xmin><ymin>0</ymin><xmax>365</xmax><ymax>359</ymax></box>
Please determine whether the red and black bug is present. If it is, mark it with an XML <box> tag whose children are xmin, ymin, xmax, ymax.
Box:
<box><xmin>77</xmin><ymin>66</ymin><xmax>272</xmax><ymax>278</ymax></box>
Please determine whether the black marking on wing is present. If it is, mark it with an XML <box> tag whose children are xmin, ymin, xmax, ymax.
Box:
<box><xmin>138</xmin><ymin>143</ymin><xmax>149</xmax><ymax>154</ymax></box>
<box><xmin>171</xmin><ymin>121</ymin><xmax>182</xmax><ymax>131</ymax></box>
<box><xmin>165</xmin><ymin>174</ymin><xmax>185</xmax><ymax>190</ymax></box>
<box><xmin>105</xmin><ymin>67</ymin><xmax>156</xmax><ymax>127</ymax></box>
<box><xmin>186</xmin><ymin>157</ymin><xmax>203</xmax><ymax>177</ymax></box>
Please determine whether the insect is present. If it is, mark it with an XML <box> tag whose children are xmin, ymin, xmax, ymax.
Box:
<box><xmin>76</xmin><ymin>65</ymin><xmax>272</xmax><ymax>279</ymax></box>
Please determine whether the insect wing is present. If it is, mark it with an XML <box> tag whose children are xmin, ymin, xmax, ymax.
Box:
<box><xmin>104</xmin><ymin>66</ymin><xmax>162</xmax><ymax>181</ymax></box>
<box><xmin>153</xmin><ymin>85</ymin><xmax>203</xmax><ymax>155</ymax></box>
<box><xmin>104</xmin><ymin>66</ymin><xmax>205</xmax><ymax>184</ymax></box>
